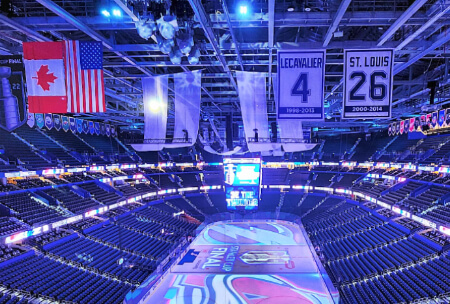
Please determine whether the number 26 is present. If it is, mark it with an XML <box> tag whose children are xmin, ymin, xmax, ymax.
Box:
<box><xmin>349</xmin><ymin>71</ymin><xmax>387</xmax><ymax>101</ymax></box>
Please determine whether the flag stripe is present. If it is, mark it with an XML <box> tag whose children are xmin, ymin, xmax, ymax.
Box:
<box><xmin>88</xmin><ymin>71</ymin><xmax>94</xmax><ymax>112</ymax></box>
<box><xmin>65</xmin><ymin>42</ymin><xmax>72</xmax><ymax>113</ymax></box>
<box><xmin>100</xmin><ymin>70</ymin><xmax>105</xmax><ymax>112</ymax></box>
<box><xmin>28</xmin><ymin>96</ymin><xmax>67</xmax><ymax>113</ymax></box>
<box><xmin>23</xmin><ymin>42</ymin><xmax>64</xmax><ymax>60</ymax></box>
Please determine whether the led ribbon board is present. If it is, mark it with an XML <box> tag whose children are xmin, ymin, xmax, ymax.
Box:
<box><xmin>277</xmin><ymin>50</ymin><xmax>325</xmax><ymax>120</ymax></box>
<box><xmin>224</xmin><ymin>158</ymin><xmax>261</xmax><ymax>211</ymax></box>
<box><xmin>343</xmin><ymin>49</ymin><xmax>393</xmax><ymax>118</ymax></box>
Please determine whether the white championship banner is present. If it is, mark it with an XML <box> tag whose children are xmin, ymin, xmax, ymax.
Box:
<box><xmin>343</xmin><ymin>49</ymin><xmax>393</xmax><ymax>119</ymax></box>
<box><xmin>277</xmin><ymin>50</ymin><xmax>325</xmax><ymax>120</ymax></box>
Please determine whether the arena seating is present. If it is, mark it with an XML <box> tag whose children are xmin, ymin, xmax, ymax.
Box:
<box><xmin>0</xmin><ymin>254</ymin><xmax>131</xmax><ymax>303</ymax></box>
<box><xmin>0</xmin><ymin>192</ymin><xmax>66</xmax><ymax>225</ymax></box>
<box><xmin>1</xmin><ymin>138</ymin><xmax>450</xmax><ymax>304</ymax></box>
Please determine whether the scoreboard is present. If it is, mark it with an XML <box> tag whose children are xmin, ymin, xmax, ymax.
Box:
<box><xmin>224</xmin><ymin>158</ymin><xmax>261</xmax><ymax>211</ymax></box>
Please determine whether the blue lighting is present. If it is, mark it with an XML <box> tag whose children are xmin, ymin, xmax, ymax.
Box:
<box><xmin>101</xmin><ymin>10</ymin><xmax>110</xmax><ymax>17</ymax></box>
<box><xmin>112</xmin><ymin>9</ymin><xmax>122</xmax><ymax>17</ymax></box>
<box><xmin>237</xmin><ymin>1</ymin><xmax>251</xmax><ymax>18</ymax></box>
<box><xmin>239</xmin><ymin>5</ymin><xmax>248</xmax><ymax>15</ymax></box>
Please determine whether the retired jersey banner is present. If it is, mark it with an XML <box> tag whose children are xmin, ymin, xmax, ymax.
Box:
<box><xmin>400</xmin><ymin>120</ymin><xmax>404</xmax><ymax>134</ymax></box>
<box><xmin>446</xmin><ymin>110</ymin><xmax>450</xmax><ymax>127</ymax></box>
<box><xmin>403</xmin><ymin>119</ymin><xmax>409</xmax><ymax>134</ymax></box>
<box><xmin>277</xmin><ymin>50</ymin><xmax>325</xmax><ymax>120</ymax></box>
<box><xmin>100</xmin><ymin>123</ymin><xmax>106</xmax><ymax>135</ymax></box>
<box><xmin>343</xmin><ymin>49</ymin><xmax>393</xmax><ymax>119</ymax></box>
<box><xmin>106</xmin><ymin>124</ymin><xmax>110</xmax><ymax>136</ymax></box>
<box><xmin>388</xmin><ymin>124</ymin><xmax>392</xmax><ymax>136</ymax></box>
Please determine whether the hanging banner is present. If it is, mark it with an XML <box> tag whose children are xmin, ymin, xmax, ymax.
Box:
<box><xmin>403</xmin><ymin>119</ymin><xmax>409</xmax><ymax>134</ymax></box>
<box><xmin>388</xmin><ymin>123</ymin><xmax>392</xmax><ymax>136</ymax></box>
<box><xmin>276</xmin><ymin>50</ymin><xmax>325</xmax><ymax>120</ymax></box>
<box><xmin>27</xmin><ymin>113</ymin><xmax>35</xmax><ymax>128</ymax></box>
<box><xmin>394</xmin><ymin>122</ymin><xmax>399</xmax><ymax>135</ymax></box>
<box><xmin>106</xmin><ymin>124</ymin><xmax>110</xmax><ymax>136</ymax></box>
<box><xmin>82</xmin><ymin>120</ymin><xmax>89</xmax><ymax>134</ymax></box>
<box><xmin>94</xmin><ymin>122</ymin><xmax>100</xmax><ymax>135</ymax></box>
<box><xmin>426</xmin><ymin>114</ymin><xmax>431</xmax><ymax>128</ymax></box>
<box><xmin>45</xmin><ymin>113</ymin><xmax>53</xmax><ymax>130</ymax></box>
<box><xmin>0</xmin><ymin>55</ymin><xmax>27</xmax><ymax>131</ymax></box>
<box><xmin>35</xmin><ymin>113</ymin><xmax>44</xmax><ymax>129</ymax></box>
<box><xmin>76</xmin><ymin>119</ymin><xmax>83</xmax><ymax>133</ymax></box>
<box><xmin>70</xmin><ymin>117</ymin><xmax>76</xmax><ymax>133</ymax></box>
<box><xmin>100</xmin><ymin>123</ymin><xmax>106</xmax><ymax>135</ymax></box>
<box><xmin>111</xmin><ymin>125</ymin><xmax>116</xmax><ymax>137</ymax></box>
<box><xmin>343</xmin><ymin>49</ymin><xmax>393</xmax><ymax>119</ymax></box>
<box><xmin>431</xmin><ymin>112</ymin><xmax>438</xmax><ymax>129</ymax></box>
<box><xmin>439</xmin><ymin>110</ymin><xmax>445</xmax><ymax>127</ymax></box>
<box><xmin>400</xmin><ymin>120</ymin><xmax>404</xmax><ymax>134</ymax></box>
<box><xmin>446</xmin><ymin>110</ymin><xmax>450</xmax><ymax>127</ymax></box>
<box><xmin>53</xmin><ymin>114</ymin><xmax>61</xmax><ymax>131</ymax></box>
<box><xmin>62</xmin><ymin>116</ymin><xmax>70</xmax><ymax>132</ymax></box>
<box><xmin>410</xmin><ymin>118</ymin><xmax>415</xmax><ymax>132</ymax></box>
<box><xmin>88</xmin><ymin>121</ymin><xmax>95</xmax><ymax>135</ymax></box>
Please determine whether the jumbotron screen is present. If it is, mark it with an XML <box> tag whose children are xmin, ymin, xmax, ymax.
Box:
<box><xmin>223</xmin><ymin>158</ymin><xmax>261</xmax><ymax>186</ymax></box>
<box><xmin>224</xmin><ymin>158</ymin><xmax>261</xmax><ymax>211</ymax></box>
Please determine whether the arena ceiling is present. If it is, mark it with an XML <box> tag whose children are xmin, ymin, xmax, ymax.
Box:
<box><xmin>1</xmin><ymin>0</ymin><xmax>450</xmax><ymax>136</ymax></box>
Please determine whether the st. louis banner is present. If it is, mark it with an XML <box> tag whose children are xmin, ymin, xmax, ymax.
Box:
<box><xmin>277</xmin><ymin>50</ymin><xmax>325</xmax><ymax>120</ymax></box>
<box><xmin>343</xmin><ymin>49</ymin><xmax>393</xmax><ymax>118</ymax></box>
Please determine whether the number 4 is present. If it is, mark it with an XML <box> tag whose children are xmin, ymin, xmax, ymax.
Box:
<box><xmin>291</xmin><ymin>73</ymin><xmax>311</xmax><ymax>103</ymax></box>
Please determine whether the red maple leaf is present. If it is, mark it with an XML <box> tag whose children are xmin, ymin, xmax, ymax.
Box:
<box><xmin>32</xmin><ymin>65</ymin><xmax>57</xmax><ymax>91</ymax></box>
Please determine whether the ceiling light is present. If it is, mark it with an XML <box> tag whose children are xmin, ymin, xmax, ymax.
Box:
<box><xmin>237</xmin><ymin>1</ymin><xmax>251</xmax><ymax>18</ymax></box>
<box><xmin>148</xmin><ymin>99</ymin><xmax>162</xmax><ymax>113</ymax></box>
<box><xmin>287</xmin><ymin>6</ymin><xmax>295</xmax><ymax>12</ymax></box>
<box><xmin>112</xmin><ymin>9</ymin><xmax>122</xmax><ymax>17</ymax></box>
<box><xmin>101</xmin><ymin>10</ymin><xmax>110</xmax><ymax>17</ymax></box>
<box><xmin>304</xmin><ymin>7</ymin><xmax>311</xmax><ymax>12</ymax></box>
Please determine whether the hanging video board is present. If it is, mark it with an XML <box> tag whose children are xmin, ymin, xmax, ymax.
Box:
<box><xmin>224</xmin><ymin>158</ymin><xmax>261</xmax><ymax>211</ymax></box>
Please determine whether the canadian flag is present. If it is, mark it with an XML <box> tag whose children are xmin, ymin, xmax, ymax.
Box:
<box><xmin>23</xmin><ymin>42</ymin><xmax>67</xmax><ymax>113</ymax></box>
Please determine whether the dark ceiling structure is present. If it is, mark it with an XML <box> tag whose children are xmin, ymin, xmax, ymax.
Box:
<box><xmin>1</xmin><ymin>0</ymin><xmax>450</xmax><ymax>137</ymax></box>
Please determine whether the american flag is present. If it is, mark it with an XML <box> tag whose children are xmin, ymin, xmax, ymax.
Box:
<box><xmin>64</xmin><ymin>40</ymin><xmax>105</xmax><ymax>113</ymax></box>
